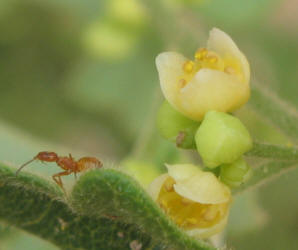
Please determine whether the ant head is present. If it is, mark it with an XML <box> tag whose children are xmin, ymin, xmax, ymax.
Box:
<box><xmin>36</xmin><ymin>152</ymin><xmax>58</xmax><ymax>162</ymax></box>
<box><xmin>16</xmin><ymin>151</ymin><xmax>59</xmax><ymax>176</ymax></box>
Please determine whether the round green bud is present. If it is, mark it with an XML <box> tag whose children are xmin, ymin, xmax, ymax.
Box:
<box><xmin>220</xmin><ymin>157</ymin><xmax>252</xmax><ymax>187</ymax></box>
<box><xmin>195</xmin><ymin>111</ymin><xmax>253</xmax><ymax>168</ymax></box>
<box><xmin>121</xmin><ymin>158</ymin><xmax>162</xmax><ymax>188</ymax></box>
<box><xmin>157</xmin><ymin>101</ymin><xmax>200</xmax><ymax>149</ymax></box>
<box><xmin>84</xmin><ymin>21</ymin><xmax>137</xmax><ymax>60</ymax></box>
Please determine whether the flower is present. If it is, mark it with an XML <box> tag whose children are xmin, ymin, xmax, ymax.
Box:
<box><xmin>155</xmin><ymin>28</ymin><xmax>250</xmax><ymax>121</ymax></box>
<box><xmin>148</xmin><ymin>164</ymin><xmax>231</xmax><ymax>238</ymax></box>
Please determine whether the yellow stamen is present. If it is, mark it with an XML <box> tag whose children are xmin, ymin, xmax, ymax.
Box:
<box><xmin>203</xmin><ymin>206</ymin><xmax>218</xmax><ymax>221</ymax></box>
<box><xmin>176</xmin><ymin>218</ymin><xmax>183</xmax><ymax>225</ymax></box>
<box><xmin>186</xmin><ymin>218</ymin><xmax>197</xmax><ymax>225</ymax></box>
<box><xmin>206</xmin><ymin>54</ymin><xmax>218</xmax><ymax>64</ymax></box>
<box><xmin>183</xmin><ymin>61</ymin><xmax>194</xmax><ymax>74</ymax></box>
<box><xmin>164</xmin><ymin>178</ymin><xmax>175</xmax><ymax>192</ymax></box>
<box><xmin>160</xmin><ymin>200</ymin><xmax>167</xmax><ymax>208</ymax></box>
<box><xmin>195</xmin><ymin>48</ymin><xmax>208</xmax><ymax>60</ymax></box>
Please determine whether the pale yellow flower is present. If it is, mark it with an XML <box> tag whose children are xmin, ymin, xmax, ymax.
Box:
<box><xmin>148</xmin><ymin>164</ymin><xmax>231</xmax><ymax>238</ymax></box>
<box><xmin>156</xmin><ymin>28</ymin><xmax>250</xmax><ymax>121</ymax></box>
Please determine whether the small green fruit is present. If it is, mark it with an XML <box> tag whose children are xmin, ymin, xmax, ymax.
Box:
<box><xmin>157</xmin><ymin>101</ymin><xmax>200</xmax><ymax>149</ymax></box>
<box><xmin>220</xmin><ymin>157</ymin><xmax>252</xmax><ymax>187</ymax></box>
<box><xmin>195</xmin><ymin>111</ymin><xmax>252</xmax><ymax>168</ymax></box>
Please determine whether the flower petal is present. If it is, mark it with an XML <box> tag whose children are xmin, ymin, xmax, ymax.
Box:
<box><xmin>207</xmin><ymin>28</ymin><xmax>250</xmax><ymax>84</ymax></box>
<box><xmin>179</xmin><ymin>69</ymin><xmax>250</xmax><ymax>121</ymax></box>
<box><xmin>166</xmin><ymin>164</ymin><xmax>231</xmax><ymax>204</ymax></box>
<box><xmin>165</xmin><ymin>163</ymin><xmax>200</xmax><ymax>181</ymax></box>
<box><xmin>186</xmin><ymin>214</ymin><xmax>228</xmax><ymax>239</ymax></box>
<box><xmin>156</xmin><ymin>51</ymin><xmax>188</xmax><ymax>111</ymax></box>
<box><xmin>147</xmin><ymin>173</ymin><xmax>169</xmax><ymax>200</ymax></box>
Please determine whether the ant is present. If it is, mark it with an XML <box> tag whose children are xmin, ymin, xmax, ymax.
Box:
<box><xmin>16</xmin><ymin>151</ymin><xmax>103</xmax><ymax>190</ymax></box>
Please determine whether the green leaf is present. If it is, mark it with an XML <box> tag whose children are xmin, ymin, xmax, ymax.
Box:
<box><xmin>0</xmin><ymin>163</ymin><xmax>161</xmax><ymax>250</ymax></box>
<box><xmin>249</xmin><ymin>86</ymin><xmax>298</xmax><ymax>143</ymax></box>
<box><xmin>246</xmin><ymin>142</ymin><xmax>298</xmax><ymax>161</ymax></box>
<box><xmin>71</xmin><ymin>168</ymin><xmax>216</xmax><ymax>250</ymax></box>
<box><xmin>233</xmin><ymin>160</ymin><xmax>298</xmax><ymax>195</ymax></box>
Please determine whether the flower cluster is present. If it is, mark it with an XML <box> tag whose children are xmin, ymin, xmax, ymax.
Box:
<box><xmin>152</xmin><ymin>28</ymin><xmax>253</xmax><ymax>238</ymax></box>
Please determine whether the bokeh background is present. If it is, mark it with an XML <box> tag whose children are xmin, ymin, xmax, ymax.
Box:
<box><xmin>1</xmin><ymin>0</ymin><xmax>298</xmax><ymax>249</ymax></box>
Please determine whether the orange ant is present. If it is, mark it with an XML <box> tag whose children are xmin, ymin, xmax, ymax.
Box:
<box><xmin>16</xmin><ymin>151</ymin><xmax>103</xmax><ymax>190</ymax></box>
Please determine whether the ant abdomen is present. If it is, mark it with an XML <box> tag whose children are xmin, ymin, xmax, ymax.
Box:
<box><xmin>77</xmin><ymin>157</ymin><xmax>103</xmax><ymax>171</ymax></box>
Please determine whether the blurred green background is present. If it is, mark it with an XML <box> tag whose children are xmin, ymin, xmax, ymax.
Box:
<box><xmin>1</xmin><ymin>0</ymin><xmax>298</xmax><ymax>249</ymax></box>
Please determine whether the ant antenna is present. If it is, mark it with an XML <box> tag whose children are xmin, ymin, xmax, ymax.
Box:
<box><xmin>16</xmin><ymin>158</ymin><xmax>36</xmax><ymax>176</ymax></box>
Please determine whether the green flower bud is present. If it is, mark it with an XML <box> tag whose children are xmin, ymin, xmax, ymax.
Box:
<box><xmin>220</xmin><ymin>157</ymin><xmax>252</xmax><ymax>187</ymax></box>
<box><xmin>121</xmin><ymin>158</ymin><xmax>162</xmax><ymax>188</ymax></box>
<box><xmin>195</xmin><ymin>111</ymin><xmax>252</xmax><ymax>168</ymax></box>
<box><xmin>157</xmin><ymin>101</ymin><xmax>200</xmax><ymax>149</ymax></box>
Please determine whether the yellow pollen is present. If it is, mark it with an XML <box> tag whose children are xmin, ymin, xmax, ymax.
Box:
<box><xmin>164</xmin><ymin>178</ymin><xmax>175</xmax><ymax>192</ymax></box>
<box><xmin>160</xmin><ymin>200</ymin><xmax>168</xmax><ymax>208</ymax></box>
<box><xmin>195</xmin><ymin>48</ymin><xmax>208</xmax><ymax>60</ymax></box>
<box><xmin>183</xmin><ymin>61</ymin><xmax>194</xmax><ymax>73</ymax></box>
<box><xmin>206</xmin><ymin>54</ymin><xmax>218</xmax><ymax>64</ymax></box>
<box><xmin>224</xmin><ymin>66</ymin><xmax>235</xmax><ymax>74</ymax></box>
<box><xmin>186</xmin><ymin>218</ymin><xmax>197</xmax><ymax>225</ymax></box>
<box><xmin>201</xmin><ymin>208</ymin><xmax>207</xmax><ymax>214</ymax></box>
<box><xmin>203</xmin><ymin>207</ymin><xmax>218</xmax><ymax>221</ymax></box>
<box><xmin>176</xmin><ymin>218</ymin><xmax>184</xmax><ymax>225</ymax></box>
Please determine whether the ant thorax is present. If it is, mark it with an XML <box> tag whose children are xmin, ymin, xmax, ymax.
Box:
<box><xmin>56</xmin><ymin>156</ymin><xmax>77</xmax><ymax>171</ymax></box>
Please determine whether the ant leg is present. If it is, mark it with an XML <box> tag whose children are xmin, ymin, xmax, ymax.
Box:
<box><xmin>52</xmin><ymin>170</ymin><xmax>72</xmax><ymax>191</ymax></box>
<box><xmin>69</xmin><ymin>153</ymin><xmax>74</xmax><ymax>161</ymax></box>
<box><xmin>68</xmin><ymin>153</ymin><xmax>78</xmax><ymax>180</ymax></box>
<box><xmin>52</xmin><ymin>174</ymin><xmax>63</xmax><ymax>189</ymax></box>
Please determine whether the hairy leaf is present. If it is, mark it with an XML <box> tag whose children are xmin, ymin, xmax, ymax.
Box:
<box><xmin>246</xmin><ymin>142</ymin><xmax>298</xmax><ymax>161</ymax></box>
<box><xmin>71</xmin><ymin>169</ymin><xmax>215</xmax><ymax>250</ymax></box>
<box><xmin>249</xmin><ymin>86</ymin><xmax>298</xmax><ymax>143</ymax></box>
<box><xmin>233</xmin><ymin>160</ymin><xmax>298</xmax><ymax>195</ymax></box>
<box><xmin>0</xmin><ymin>163</ymin><xmax>161</xmax><ymax>250</ymax></box>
